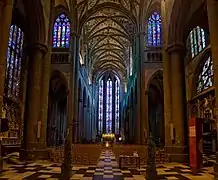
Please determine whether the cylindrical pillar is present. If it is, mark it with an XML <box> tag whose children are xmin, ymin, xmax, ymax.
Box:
<box><xmin>206</xmin><ymin>0</ymin><xmax>218</xmax><ymax>178</ymax></box>
<box><xmin>21</xmin><ymin>43</ymin><xmax>48</xmax><ymax>160</ymax></box>
<box><xmin>136</xmin><ymin>32</ymin><xmax>147</xmax><ymax>144</ymax></box>
<box><xmin>73</xmin><ymin>34</ymin><xmax>80</xmax><ymax>143</ymax></box>
<box><xmin>38</xmin><ymin>0</ymin><xmax>55</xmax><ymax>149</ymax></box>
<box><xmin>161</xmin><ymin>0</ymin><xmax>173</xmax><ymax>150</ymax></box>
<box><xmin>83</xmin><ymin>104</ymin><xmax>87</xmax><ymax>140</ymax></box>
<box><xmin>144</xmin><ymin>90</ymin><xmax>149</xmax><ymax>144</ymax></box>
<box><xmin>165</xmin><ymin>44</ymin><xmax>188</xmax><ymax>162</ymax></box>
<box><xmin>78</xmin><ymin>98</ymin><xmax>82</xmax><ymax>142</ymax></box>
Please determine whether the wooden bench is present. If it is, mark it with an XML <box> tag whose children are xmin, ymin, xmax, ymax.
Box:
<box><xmin>119</xmin><ymin>155</ymin><xmax>140</xmax><ymax>169</ymax></box>
<box><xmin>112</xmin><ymin>145</ymin><xmax>147</xmax><ymax>166</ymax></box>
<box><xmin>1</xmin><ymin>138</ymin><xmax>21</xmax><ymax>156</ymax></box>
<box><xmin>48</xmin><ymin>144</ymin><xmax>103</xmax><ymax>165</ymax></box>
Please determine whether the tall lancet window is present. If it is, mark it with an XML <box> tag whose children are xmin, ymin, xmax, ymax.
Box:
<box><xmin>98</xmin><ymin>76</ymin><xmax>120</xmax><ymax>135</ymax></box>
<box><xmin>189</xmin><ymin>26</ymin><xmax>206</xmax><ymax>58</ymax></box>
<box><xmin>53</xmin><ymin>13</ymin><xmax>70</xmax><ymax>48</ymax></box>
<box><xmin>5</xmin><ymin>24</ymin><xmax>24</xmax><ymax>97</ymax></box>
<box><xmin>98</xmin><ymin>80</ymin><xmax>104</xmax><ymax>134</ymax></box>
<box><xmin>197</xmin><ymin>56</ymin><xmax>214</xmax><ymax>93</ymax></box>
<box><xmin>106</xmin><ymin>78</ymin><xmax>112</xmax><ymax>134</ymax></box>
<box><xmin>115</xmin><ymin>80</ymin><xmax>120</xmax><ymax>134</ymax></box>
<box><xmin>147</xmin><ymin>12</ymin><xmax>162</xmax><ymax>46</ymax></box>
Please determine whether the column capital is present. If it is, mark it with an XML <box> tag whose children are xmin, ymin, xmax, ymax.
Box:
<box><xmin>145</xmin><ymin>90</ymin><xmax>149</xmax><ymax>95</ymax></box>
<box><xmin>166</xmin><ymin>43</ymin><xmax>186</xmax><ymax>54</ymax></box>
<box><xmin>1</xmin><ymin>0</ymin><xmax>13</xmax><ymax>6</ymax></box>
<box><xmin>70</xmin><ymin>31</ymin><xmax>81</xmax><ymax>38</ymax></box>
<box><xmin>135</xmin><ymin>31</ymin><xmax>146</xmax><ymax>37</ymax></box>
<box><xmin>28</xmin><ymin>43</ymin><xmax>48</xmax><ymax>56</ymax></box>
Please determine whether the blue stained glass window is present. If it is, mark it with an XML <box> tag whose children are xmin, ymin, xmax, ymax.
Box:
<box><xmin>197</xmin><ymin>56</ymin><xmax>214</xmax><ymax>93</ymax></box>
<box><xmin>190</xmin><ymin>26</ymin><xmax>206</xmax><ymax>58</ymax></box>
<box><xmin>5</xmin><ymin>24</ymin><xmax>24</xmax><ymax>97</ymax></box>
<box><xmin>53</xmin><ymin>13</ymin><xmax>70</xmax><ymax>48</ymax></box>
<box><xmin>115</xmin><ymin>80</ymin><xmax>120</xmax><ymax>134</ymax></box>
<box><xmin>98</xmin><ymin>80</ymin><xmax>104</xmax><ymax>134</ymax></box>
<box><xmin>106</xmin><ymin>79</ymin><xmax>112</xmax><ymax>134</ymax></box>
<box><xmin>148</xmin><ymin>12</ymin><xmax>162</xmax><ymax>47</ymax></box>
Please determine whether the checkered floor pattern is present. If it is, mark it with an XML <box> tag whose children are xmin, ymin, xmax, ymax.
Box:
<box><xmin>0</xmin><ymin>150</ymin><xmax>215</xmax><ymax>179</ymax></box>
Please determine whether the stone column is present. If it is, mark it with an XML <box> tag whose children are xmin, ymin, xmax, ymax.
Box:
<box><xmin>165</xmin><ymin>44</ymin><xmax>188</xmax><ymax>162</ymax></box>
<box><xmin>206</xmin><ymin>0</ymin><xmax>218</xmax><ymax>178</ymax></box>
<box><xmin>78</xmin><ymin>97</ymin><xmax>82</xmax><ymax>142</ymax></box>
<box><xmin>72</xmin><ymin>34</ymin><xmax>80</xmax><ymax>143</ymax></box>
<box><xmin>136</xmin><ymin>32</ymin><xmax>147</xmax><ymax>144</ymax></box>
<box><xmin>87</xmin><ymin>107</ymin><xmax>90</xmax><ymax>140</ymax></box>
<box><xmin>129</xmin><ymin>104</ymin><xmax>133</xmax><ymax>141</ymax></box>
<box><xmin>38</xmin><ymin>0</ymin><xmax>55</xmax><ymax>149</ymax></box>
<box><xmin>83</xmin><ymin>104</ymin><xmax>87</xmax><ymax>140</ymax></box>
<box><xmin>0</xmin><ymin>0</ymin><xmax>13</xmax><ymax>117</ymax></box>
<box><xmin>161</xmin><ymin>0</ymin><xmax>173</xmax><ymax>152</ymax></box>
<box><xmin>144</xmin><ymin>90</ymin><xmax>149</xmax><ymax>144</ymax></box>
<box><xmin>20</xmin><ymin>43</ymin><xmax>48</xmax><ymax>160</ymax></box>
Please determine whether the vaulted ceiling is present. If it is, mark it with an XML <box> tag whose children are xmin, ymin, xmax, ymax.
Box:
<box><xmin>77</xmin><ymin>0</ymin><xmax>140</xmax><ymax>80</ymax></box>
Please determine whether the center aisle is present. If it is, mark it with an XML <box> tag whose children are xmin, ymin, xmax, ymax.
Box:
<box><xmin>71</xmin><ymin>149</ymin><xmax>145</xmax><ymax>180</ymax></box>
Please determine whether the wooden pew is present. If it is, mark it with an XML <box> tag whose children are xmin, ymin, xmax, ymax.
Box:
<box><xmin>1</xmin><ymin>138</ymin><xmax>21</xmax><ymax>156</ymax></box>
<box><xmin>48</xmin><ymin>144</ymin><xmax>103</xmax><ymax>165</ymax></box>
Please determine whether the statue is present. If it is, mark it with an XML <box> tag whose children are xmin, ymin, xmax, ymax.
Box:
<box><xmin>146</xmin><ymin>136</ymin><xmax>157</xmax><ymax>180</ymax></box>
<box><xmin>1</xmin><ymin>106</ymin><xmax>6</xmax><ymax>119</ymax></box>
<box><xmin>204</xmin><ymin>98</ymin><xmax>209</xmax><ymax>108</ymax></box>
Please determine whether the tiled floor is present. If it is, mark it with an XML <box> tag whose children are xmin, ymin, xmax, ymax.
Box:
<box><xmin>0</xmin><ymin>150</ymin><xmax>215</xmax><ymax>179</ymax></box>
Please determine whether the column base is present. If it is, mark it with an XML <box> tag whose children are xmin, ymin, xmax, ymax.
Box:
<box><xmin>19</xmin><ymin>149</ymin><xmax>49</xmax><ymax>161</ymax></box>
<box><xmin>214</xmin><ymin>163</ymin><xmax>218</xmax><ymax>179</ymax></box>
<box><xmin>213</xmin><ymin>152</ymin><xmax>218</xmax><ymax>179</ymax></box>
<box><xmin>164</xmin><ymin>146</ymin><xmax>188</xmax><ymax>163</ymax></box>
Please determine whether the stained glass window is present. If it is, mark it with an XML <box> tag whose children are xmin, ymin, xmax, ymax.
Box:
<box><xmin>98</xmin><ymin>80</ymin><xmax>104</xmax><ymax>134</ymax></box>
<box><xmin>197</xmin><ymin>56</ymin><xmax>214</xmax><ymax>93</ymax></box>
<box><xmin>5</xmin><ymin>24</ymin><xmax>24</xmax><ymax>97</ymax></box>
<box><xmin>190</xmin><ymin>26</ymin><xmax>206</xmax><ymax>58</ymax></box>
<box><xmin>53</xmin><ymin>13</ymin><xmax>70</xmax><ymax>48</ymax></box>
<box><xmin>147</xmin><ymin>12</ymin><xmax>162</xmax><ymax>47</ymax></box>
<box><xmin>115</xmin><ymin>80</ymin><xmax>120</xmax><ymax>134</ymax></box>
<box><xmin>106</xmin><ymin>79</ymin><xmax>112</xmax><ymax>134</ymax></box>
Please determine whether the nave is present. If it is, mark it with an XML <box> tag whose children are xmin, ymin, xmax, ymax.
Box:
<box><xmin>0</xmin><ymin>149</ymin><xmax>214</xmax><ymax>180</ymax></box>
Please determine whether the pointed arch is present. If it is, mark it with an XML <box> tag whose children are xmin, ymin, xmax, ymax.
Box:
<box><xmin>52</xmin><ymin>13</ymin><xmax>70</xmax><ymax>48</ymax></box>
<box><xmin>147</xmin><ymin>12</ymin><xmax>162</xmax><ymax>47</ymax></box>
<box><xmin>189</xmin><ymin>26</ymin><xmax>206</xmax><ymax>58</ymax></box>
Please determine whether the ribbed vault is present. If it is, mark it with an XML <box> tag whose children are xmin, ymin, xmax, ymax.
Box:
<box><xmin>77</xmin><ymin>0</ymin><xmax>139</xmax><ymax>80</ymax></box>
